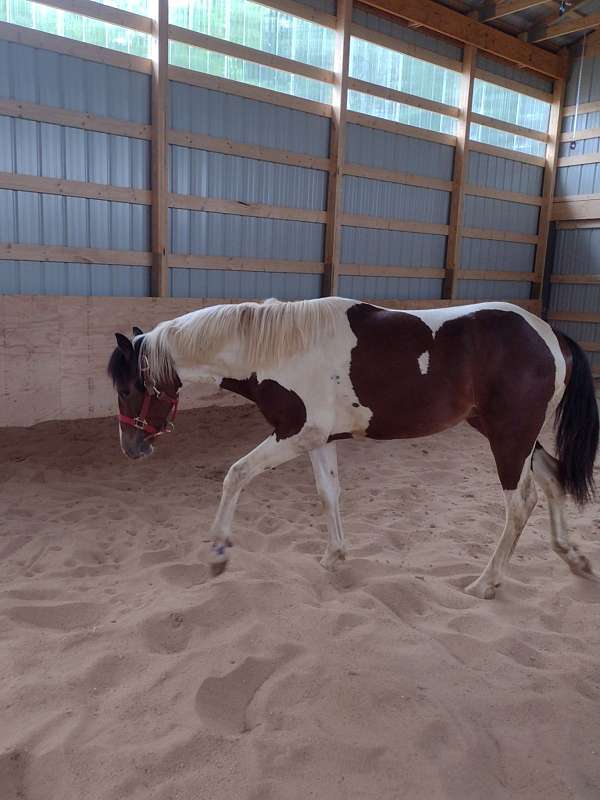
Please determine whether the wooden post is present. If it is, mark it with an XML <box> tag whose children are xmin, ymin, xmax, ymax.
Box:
<box><xmin>150</xmin><ymin>0</ymin><xmax>169</xmax><ymax>297</ymax></box>
<box><xmin>322</xmin><ymin>0</ymin><xmax>351</xmax><ymax>297</ymax></box>
<box><xmin>532</xmin><ymin>76</ymin><xmax>565</xmax><ymax>306</ymax></box>
<box><xmin>443</xmin><ymin>44</ymin><xmax>476</xmax><ymax>300</ymax></box>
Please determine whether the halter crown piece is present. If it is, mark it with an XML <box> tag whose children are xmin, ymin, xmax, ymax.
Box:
<box><xmin>117</xmin><ymin>354</ymin><xmax>179</xmax><ymax>437</ymax></box>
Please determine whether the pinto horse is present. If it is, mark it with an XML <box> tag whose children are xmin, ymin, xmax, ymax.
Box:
<box><xmin>108</xmin><ymin>298</ymin><xmax>598</xmax><ymax>599</ymax></box>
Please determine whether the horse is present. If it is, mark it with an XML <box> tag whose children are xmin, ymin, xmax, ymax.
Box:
<box><xmin>107</xmin><ymin>297</ymin><xmax>599</xmax><ymax>599</ymax></box>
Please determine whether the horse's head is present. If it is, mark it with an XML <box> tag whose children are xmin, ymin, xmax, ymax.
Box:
<box><xmin>107</xmin><ymin>327</ymin><xmax>181</xmax><ymax>460</ymax></box>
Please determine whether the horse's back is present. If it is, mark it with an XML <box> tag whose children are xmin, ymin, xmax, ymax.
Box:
<box><xmin>344</xmin><ymin>301</ymin><xmax>561</xmax><ymax>440</ymax></box>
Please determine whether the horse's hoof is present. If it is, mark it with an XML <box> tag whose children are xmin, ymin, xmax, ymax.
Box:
<box><xmin>320</xmin><ymin>549</ymin><xmax>346</xmax><ymax>570</ymax></box>
<box><xmin>464</xmin><ymin>579</ymin><xmax>498</xmax><ymax>600</ymax></box>
<box><xmin>569</xmin><ymin>553</ymin><xmax>597</xmax><ymax>580</ymax></box>
<box><xmin>210</xmin><ymin>560</ymin><xmax>228</xmax><ymax>577</ymax></box>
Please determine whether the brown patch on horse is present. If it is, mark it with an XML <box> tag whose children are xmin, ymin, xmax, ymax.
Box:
<box><xmin>347</xmin><ymin>304</ymin><xmax>555</xmax><ymax>490</ymax></box>
<box><xmin>221</xmin><ymin>376</ymin><xmax>306</xmax><ymax>441</ymax></box>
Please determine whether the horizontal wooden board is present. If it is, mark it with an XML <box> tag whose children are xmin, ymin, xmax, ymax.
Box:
<box><xmin>552</xmin><ymin>196</ymin><xmax>600</xmax><ymax>221</ymax></box>
<box><xmin>557</xmin><ymin>152</ymin><xmax>600</xmax><ymax>168</ymax></box>
<box><xmin>0</xmin><ymin>171</ymin><xmax>152</xmax><ymax>204</ymax></box>
<box><xmin>465</xmin><ymin>183</ymin><xmax>543</xmax><ymax>206</ymax></box>
<box><xmin>0</xmin><ymin>242</ymin><xmax>151</xmax><ymax>265</ymax></box>
<box><xmin>168</xmin><ymin>130</ymin><xmax>331</xmax><ymax>171</ymax></box>
<box><xmin>339</xmin><ymin>264</ymin><xmax>445</xmax><ymax>278</ymax></box>
<box><xmin>343</xmin><ymin>162</ymin><xmax>454</xmax><ymax>192</ymax></box>
<box><xmin>34</xmin><ymin>0</ymin><xmax>153</xmax><ymax>34</ymax></box>
<box><xmin>350</xmin><ymin>21</ymin><xmax>463</xmax><ymax>73</ymax></box>
<box><xmin>340</xmin><ymin>212</ymin><xmax>449</xmax><ymax>235</ymax></box>
<box><xmin>469</xmin><ymin>140</ymin><xmax>545</xmax><ymax>167</ymax></box>
<box><xmin>168</xmin><ymin>25</ymin><xmax>334</xmax><ymax>84</ymax></box>
<box><xmin>168</xmin><ymin>192</ymin><xmax>328</xmax><ymax>223</ymax></box>
<box><xmin>550</xmin><ymin>273</ymin><xmax>600</xmax><ymax>284</ymax></box>
<box><xmin>548</xmin><ymin>311</ymin><xmax>600</xmax><ymax>323</ymax></box>
<box><xmin>559</xmin><ymin>127</ymin><xmax>600</xmax><ymax>144</ymax></box>
<box><xmin>168</xmin><ymin>255</ymin><xmax>324</xmax><ymax>273</ymax></box>
<box><xmin>346</xmin><ymin>110</ymin><xmax>457</xmax><ymax>147</ymax></box>
<box><xmin>473</xmin><ymin>67</ymin><xmax>554</xmax><ymax>104</ymax></box>
<box><xmin>348</xmin><ymin>77</ymin><xmax>460</xmax><ymax>118</ymax></box>
<box><xmin>470</xmin><ymin>111</ymin><xmax>548</xmax><ymax>143</ymax></box>
<box><xmin>462</xmin><ymin>226</ymin><xmax>539</xmax><ymax>244</ymax></box>
<box><xmin>0</xmin><ymin>98</ymin><xmax>152</xmax><ymax>140</ymax></box>
<box><xmin>563</xmin><ymin>100</ymin><xmax>600</xmax><ymax>117</ymax></box>
<box><xmin>457</xmin><ymin>268</ymin><xmax>539</xmax><ymax>282</ymax></box>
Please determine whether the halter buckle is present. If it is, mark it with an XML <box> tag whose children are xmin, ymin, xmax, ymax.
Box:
<box><xmin>133</xmin><ymin>416</ymin><xmax>147</xmax><ymax>430</ymax></box>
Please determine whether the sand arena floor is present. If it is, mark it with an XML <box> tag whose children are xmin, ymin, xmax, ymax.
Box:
<box><xmin>1</xmin><ymin>404</ymin><xmax>600</xmax><ymax>800</ymax></box>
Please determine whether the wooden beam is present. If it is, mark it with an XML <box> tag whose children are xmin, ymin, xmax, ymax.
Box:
<box><xmin>465</xmin><ymin>184</ymin><xmax>544</xmax><ymax>205</ymax></box>
<box><xmin>469</xmin><ymin>140</ymin><xmax>546</xmax><ymax>167</ymax></box>
<box><xmin>359</xmin><ymin>0</ymin><xmax>566</xmax><ymax>78</ymax></box>
<box><xmin>0</xmin><ymin>98</ymin><xmax>152</xmax><ymax>140</ymax></box>
<box><xmin>346</xmin><ymin>110</ymin><xmax>457</xmax><ymax>146</ymax></box>
<box><xmin>341</xmin><ymin>213</ymin><xmax>449</xmax><ymax>235</ymax></box>
<box><xmin>462</xmin><ymin>227</ymin><xmax>539</xmax><ymax>244</ymax></box>
<box><xmin>563</xmin><ymin>99</ymin><xmax>600</xmax><ymax>116</ymax></box>
<box><xmin>560</xmin><ymin>126</ymin><xmax>600</xmax><ymax>143</ymax></box>
<box><xmin>0</xmin><ymin>21</ymin><xmax>152</xmax><ymax>73</ymax></box>
<box><xmin>339</xmin><ymin>264</ymin><xmax>446</xmax><ymax>278</ymax></box>
<box><xmin>557</xmin><ymin>152</ymin><xmax>600</xmax><ymax>167</ymax></box>
<box><xmin>0</xmin><ymin>171</ymin><xmax>151</xmax><ymax>204</ymax></box>
<box><xmin>168</xmin><ymin>255</ymin><xmax>324</xmax><ymax>273</ymax></box>
<box><xmin>350</xmin><ymin>22</ymin><xmax>463</xmax><ymax>72</ymax></box>
<box><xmin>473</xmin><ymin>68</ymin><xmax>553</xmax><ymax>104</ymax></box>
<box><xmin>548</xmin><ymin>310</ymin><xmax>600</xmax><ymax>322</ymax></box>
<box><xmin>167</xmin><ymin>66</ymin><xmax>332</xmax><ymax>118</ymax></box>
<box><xmin>32</xmin><ymin>0</ymin><xmax>153</xmax><ymax>33</ymax></box>
<box><xmin>552</xmin><ymin>195</ymin><xmax>600</xmax><ymax>221</ymax></box>
<box><xmin>478</xmin><ymin>0</ymin><xmax>550</xmax><ymax>23</ymax></box>
<box><xmin>532</xmin><ymin>78</ymin><xmax>564</xmax><ymax>300</ymax></box>
<box><xmin>456</xmin><ymin>268</ymin><xmax>540</xmax><ymax>281</ymax></box>
<box><xmin>528</xmin><ymin>11</ymin><xmax>600</xmax><ymax>42</ymax></box>
<box><xmin>551</xmin><ymin>273</ymin><xmax>600</xmax><ymax>284</ymax></box>
<box><xmin>347</xmin><ymin>77</ymin><xmax>460</xmax><ymax>118</ymax></box>
<box><xmin>470</xmin><ymin>112</ymin><xmax>548</xmax><ymax>142</ymax></box>
<box><xmin>343</xmin><ymin>162</ymin><xmax>454</xmax><ymax>192</ymax></box>
<box><xmin>0</xmin><ymin>242</ymin><xmax>151</xmax><ymax>265</ymax></box>
<box><xmin>168</xmin><ymin>130</ymin><xmax>331</xmax><ymax>171</ymax></box>
<box><xmin>557</xmin><ymin>218</ymin><xmax>600</xmax><ymax>229</ymax></box>
<box><xmin>367</xmin><ymin>297</ymin><xmax>541</xmax><ymax>311</ymax></box>
<box><xmin>323</xmin><ymin>0</ymin><xmax>352</xmax><ymax>297</ymax></box>
<box><xmin>444</xmin><ymin>45</ymin><xmax>475</xmax><ymax>300</ymax></box>
<box><xmin>150</xmin><ymin>0</ymin><xmax>169</xmax><ymax>298</ymax></box>
<box><xmin>524</xmin><ymin>0</ymin><xmax>591</xmax><ymax>41</ymax></box>
<box><xmin>168</xmin><ymin>193</ymin><xmax>327</xmax><ymax>223</ymax></box>
<box><xmin>168</xmin><ymin>25</ymin><xmax>335</xmax><ymax>84</ymax></box>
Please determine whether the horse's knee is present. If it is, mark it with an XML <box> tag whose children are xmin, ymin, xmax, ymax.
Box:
<box><xmin>223</xmin><ymin>461</ymin><xmax>249</xmax><ymax>493</ymax></box>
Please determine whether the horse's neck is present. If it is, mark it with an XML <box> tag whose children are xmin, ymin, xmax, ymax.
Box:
<box><xmin>172</xmin><ymin>337</ymin><xmax>249</xmax><ymax>384</ymax></box>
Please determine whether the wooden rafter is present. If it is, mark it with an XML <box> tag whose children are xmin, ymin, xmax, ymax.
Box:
<box><xmin>360</xmin><ymin>0</ymin><xmax>566</xmax><ymax>77</ymax></box>
<box><xmin>527</xmin><ymin>10</ymin><xmax>600</xmax><ymax>41</ymax></box>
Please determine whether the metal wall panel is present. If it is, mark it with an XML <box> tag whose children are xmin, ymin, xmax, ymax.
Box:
<box><xmin>549</xmin><ymin>284</ymin><xmax>600</xmax><ymax>314</ymax></box>
<box><xmin>467</xmin><ymin>150</ymin><xmax>544</xmax><ymax>196</ymax></box>
<box><xmin>565</xmin><ymin>53</ymin><xmax>600</xmax><ymax>106</ymax></box>
<box><xmin>460</xmin><ymin>237</ymin><xmax>536</xmax><ymax>271</ymax></box>
<box><xmin>456</xmin><ymin>279</ymin><xmax>531</xmax><ymax>301</ymax></box>
<box><xmin>553</xmin><ymin>228</ymin><xmax>600</xmax><ymax>275</ymax></box>
<box><xmin>0</xmin><ymin>40</ymin><xmax>151</xmax><ymax>122</ymax></box>
<box><xmin>352</xmin><ymin>6</ymin><xmax>463</xmax><ymax>63</ymax></box>
<box><xmin>170</xmin><ymin>146</ymin><xmax>327</xmax><ymax>210</ymax></box>
<box><xmin>0</xmin><ymin>116</ymin><xmax>150</xmax><ymax>188</ymax></box>
<box><xmin>294</xmin><ymin>0</ymin><xmax>336</xmax><ymax>15</ymax></box>
<box><xmin>346</xmin><ymin>122</ymin><xmax>455</xmax><ymax>180</ymax></box>
<box><xmin>341</xmin><ymin>227</ymin><xmax>446</xmax><ymax>267</ymax></box>
<box><xmin>0</xmin><ymin>261</ymin><xmax>150</xmax><ymax>295</ymax></box>
<box><xmin>338</xmin><ymin>275</ymin><xmax>443</xmax><ymax>300</ymax></box>
<box><xmin>342</xmin><ymin>175</ymin><xmax>450</xmax><ymax>222</ymax></box>
<box><xmin>462</xmin><ymin>196</ymin><xmax>540</xmax><ymax>235</ymax></box>
<box><xmin>169</xmin><ymin>81</ymin><xmax>330</xmax><ymax>157</ymax></box>
<box><xmin>0</xmin><ymin>189</ymin><xmax>150</xmax><ymax>294</ymax></box>
<box><xmin>169</xmin><ymin>209</ymin><xmax>324</xmax><ymax>261</ymax></box>
<box><xmin>475</xmin><ymin>52</ymin><xmax>554</xmax><ymax>95</ymax></box>
<box><xmin>171</xmin><ymin>268</ymin><xmax>322</xmax><ymax>300</ymax></box>
<box><xmin>550</xmin><ymin>320</ymin><xmax>600</xmax><ymax>344</ymax></box>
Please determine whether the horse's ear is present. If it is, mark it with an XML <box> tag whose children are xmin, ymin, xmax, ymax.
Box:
<box><xmin>132</xmin><ymin>326</ymin><xmax>143</xmax><ymax>338</ymax></box>
<box><xmin>115</xmin><ymin>333</ymin><xmax>134</xmax><ymax>357</ymax></box>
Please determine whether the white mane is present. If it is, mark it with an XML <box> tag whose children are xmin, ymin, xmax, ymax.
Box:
<box><xmin>140</xmin><ymin>297</ymin><xmax>350</xmax><ymax>383</ymax></box>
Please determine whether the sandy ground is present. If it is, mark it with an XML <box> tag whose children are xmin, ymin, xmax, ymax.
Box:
<box><xmin>1</xmin><ymin>404</ymin><xmax>600</xmax><ymax>800</ymax></box>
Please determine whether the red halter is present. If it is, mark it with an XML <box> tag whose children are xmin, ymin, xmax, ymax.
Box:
<box><xmin>118</xmin><ymin>385</ymin><xmax>179</xmax><ymax>438</ymax></box>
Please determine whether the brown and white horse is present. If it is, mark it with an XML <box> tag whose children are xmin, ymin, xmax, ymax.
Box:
<box><xmin>108</xmin><ymin>298</ymin><xmax>598</xmax><ymax>599</ymax></box>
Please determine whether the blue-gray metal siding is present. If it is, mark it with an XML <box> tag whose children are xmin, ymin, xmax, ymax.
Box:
<box><xmin>457</xmin><ymin>279</ymin><xmax>531</xmax><ymax>301</ymax></box>
<box><xmin>0</xmin><ymin>261</ymin><xmax>150</xmax><ymax>295</ymax></box>
<box><xmin>468</xmin><ymin>151</ymin><xmax>544</xmax><ymax>196</ymax></box>
<box><xmin>475</xmin><ymin>52</ymin><xmax>554</xmax><ymax>95</ymax></box>
<box><xmin>171</xmin><ymin>269</ymin><xmax>321</xmax><ymax>299</ymax></box>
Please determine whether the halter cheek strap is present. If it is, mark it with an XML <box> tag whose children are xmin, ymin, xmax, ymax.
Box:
<box><xmin>118</xmin><ymin>388</ymin><xmax>179</xmax><ymax>438</ymax></box>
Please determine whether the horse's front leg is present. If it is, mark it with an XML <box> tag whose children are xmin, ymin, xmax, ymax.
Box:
<box><xmin>309</xmin><ymin>443</ymin><xmax>347</xmax><ymax>569</ymax></box>
<box><xmin>208</xmin><ymin>431</ymin><xmax>323</xmax><ymax>575</ymax></box>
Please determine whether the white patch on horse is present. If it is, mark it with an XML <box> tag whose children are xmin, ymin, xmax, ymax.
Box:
<box><xmin>417</xmin><ymin>351</ymin><xmax>429</xmax><ymax>375</ymax></box>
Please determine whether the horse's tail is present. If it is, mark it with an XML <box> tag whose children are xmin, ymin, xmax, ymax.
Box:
<box><xmin>553</xmin><ymin>331</ymin><xmax>599</xmax><ymax>505</ymax></box>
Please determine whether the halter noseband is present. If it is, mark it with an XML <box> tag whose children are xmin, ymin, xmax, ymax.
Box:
<box><xmin>117</xmin><ymin>354</ymin><xmax>179</xmax><ymax>438</ymax></box>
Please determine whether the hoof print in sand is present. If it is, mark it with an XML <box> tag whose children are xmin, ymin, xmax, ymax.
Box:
<box><xmin>160</xmin><ymin>563</ymin><xmax>209</xmax><ymax>588</ymax></box>
<box><xmin>195</xmin><ymin>647</ymin><xmax>298</xmax><ymax>734</ymax></box>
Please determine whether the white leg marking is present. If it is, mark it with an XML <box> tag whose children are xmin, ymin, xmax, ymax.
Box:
<box><xmin>208</xmin><ymin>431</ymin><xmax>325</xmax><ymax>574</ymax></box>
<box><xmin>417</xmin><ymin>351</ymin><xmax>430</xmax><ymax>375</ymax></box>
<box><xmin>532</xmin><ymin>446</ymin><xmax>596</xmax><ymax>579</ymax></box>
<box><xmin>309</xmin><ymin>442</ymin><xmax>347</xmax><ymax>569</ymax></box>
<box><xmin>465</xmin><ymin>460</ymin><xmax>538</xmax><ymax>599</ymax></box>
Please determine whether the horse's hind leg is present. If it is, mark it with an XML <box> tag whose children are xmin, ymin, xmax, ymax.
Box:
<box><xmin>309</xmin><ymin>443</ymin><xmax>347</xmax><ymax>569</ymax></box>
<box><xmin>531</xmin><ymin>444</ymin><xmax>595</xmax><ymax>578</ymax></box>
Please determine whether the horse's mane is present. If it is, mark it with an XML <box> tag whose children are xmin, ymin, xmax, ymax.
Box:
<box><xmin>140</xmin><ymin>297</ymin><xmax>349</xmax><ymax>383</ymax></box>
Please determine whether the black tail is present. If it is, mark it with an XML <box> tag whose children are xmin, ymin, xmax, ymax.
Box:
<box><xmin>554</xmin><ymin>332</ymin><xmax>599</xmax><ymax>505</ymax></box>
